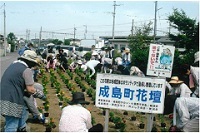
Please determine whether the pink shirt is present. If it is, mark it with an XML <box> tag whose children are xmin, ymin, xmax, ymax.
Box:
<box><xmin>59</xmin><ymin>104</ymin><xmax>92</xmax><ymax>132</ymax></box>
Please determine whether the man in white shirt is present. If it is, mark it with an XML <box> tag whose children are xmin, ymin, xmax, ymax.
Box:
<box><xmin>164</xmin><ymin>95</ymin><xmax>199</xmax><ymax>132</ymax></box>
<box><xmin>81</xmin><ymin>60</ymin><xmax>101</xmax><ymax>78</ymax></box>
<box><xmin>168</xmin><ymin>76</ymin><xmax>192</xmax><ymax>97</ymax></box>
<box><xmin>190</xmin><ymin>51</ymin><xmax>199</xmax><ymax>98</ymax></box>
<box><xmin>59</xmin><ymin>92</ymin><xmax>103</xmax><ymax>132</ymax></box>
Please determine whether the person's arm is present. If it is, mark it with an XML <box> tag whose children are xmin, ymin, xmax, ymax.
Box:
<box><xmin>175</xmin><ymin>98</ymin><xmax>190</xmax><ymax>129</ymax></box>
<box><xmin>23</xmin><ymin>68</ymin><xmax>45</xmax><ymax>99</ymax></box>
<box><xmin>180</xmin><ymin>84</ymin><xmax>191</xmax><ymax>97</ymax></box>
<box><xmin>24</xmin><ymin>96</ymin><xmax>40</xmax><ymax>116</ymax></box>
<box><xmin>86</xmin><ymin>111</ymin><xmax>92</xmax><ymax>129</ymax></box>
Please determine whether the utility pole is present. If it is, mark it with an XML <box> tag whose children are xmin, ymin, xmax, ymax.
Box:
<box><xmin>168</xmin><ymin>21</ymin><xmax>171</xmax><ymax>34</ymax></box>
<box><xmin>73</xmin><ymin>26</ymin><xmax>76</xmax><ymax>45</ymax></box>
<box><xmin>112</xmin><ymin>1</ymin><xmax>120</xmax><ymax>39</ymax></box>
<box><xmin>131</xmin><ymin>19</ymin><xmax>134</xmax><ymax>36</ymax></box>
<box><xmin>153</xmin><ymin>1</ymin><xmax>157</xmax><ymax>43</ymax></box>
<box><xmin>39</xmin><ymin>27</ymin><xmax>42</xmax><ymax>47</ymax></box>
<box><xmin>3</xmin><ymin>3</ymin><xmax>6</xmax><ymax>56</ymax></box>
<box><xmin>83</xmin><ymin>25</ymin><xmax>87</xmax><ymax>39</ymax></box>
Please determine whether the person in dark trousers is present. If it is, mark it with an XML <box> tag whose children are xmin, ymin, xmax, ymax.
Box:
<box><xmin>58</xmin><ymin>49</ymin><xmax>68</xmax><ymax>71</ymax></box>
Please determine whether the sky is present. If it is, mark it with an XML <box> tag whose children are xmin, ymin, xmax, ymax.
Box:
<box><xmin>0</xmin><ymin>1</ymin><xmax>199</xmax><ymax>41</ymax></box>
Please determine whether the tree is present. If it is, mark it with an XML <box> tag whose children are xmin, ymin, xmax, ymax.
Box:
<box><xmin>7</xmin><ymin>32</ymin><xmax>17</xmax><ymax>52</ymax></box>
<box><xmin>63</xmin><ymin>39</ymin><xmax>70</xmax><ymax>45</ymax></box>
<box><xmin>168</xmin><ymin>8</ymin><xmax>199</xmax><ymax>52</ymax></box>
<box><xmin>128</xmin><ymin>22</ymin><xmax>153</xmax><ymax>74</ymax></box>
<box><xmin>51</xmin><ymin>39</ymin><xmax>63</xmax><ymax>45</ymax></box>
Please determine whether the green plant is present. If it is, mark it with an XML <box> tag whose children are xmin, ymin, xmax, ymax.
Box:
<box><xmin>37</xmin><ymin>106</ymin><xmax>43</xmax><ymax>113</ymax></box>
<box><xmin>87</xmin><ymin>88</ymin><xmax>93</xmax><ymax>97</ymax></box>
<box><xmin>109</xmin><ymin>111</ymin><xmax>115</xmax><ymax>122</ymax></box>
<box><xmin>46</xmin><ymin>118</ymin><xmax>56</xmax><ymax>129</ymax></box>
<box><xmin>91</xmin><ymin>116</ymin><xmax>96</xmax><ymax>125</ymax></box>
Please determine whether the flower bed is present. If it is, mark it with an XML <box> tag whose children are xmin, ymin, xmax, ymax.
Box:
<box><xmin>27</xmin><ymin>68</ymin><xmax>172</xmax><ymax>132</ymax></box>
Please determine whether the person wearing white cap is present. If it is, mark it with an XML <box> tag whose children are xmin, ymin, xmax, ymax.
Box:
<box><xmin>190</xmin><ymin>51</ymin><xmax>199</xmax><ymax>97</ymax></box>
<box><xmin>168</xmin><ymin>76</ymin><xmax>192</xmax><ymax>97</ymax></box>
<box><xmin>130</xmin><ymin>66</ymin><xmax>145</xmax><ymax>77</ymax></box>
<box><xmin>69</xmin><ymin>60</ymin><xmax>83</xmax><ymax>72</ymax></box>
<box><xmin>81</xmin><ymin>60</ymin><xmax>101</xmax><ymax>78</ymax></box>
<box><xmin>1</xmin><ymin>50</ymin><xmax>46</xmax><ymax>132</ymax></box>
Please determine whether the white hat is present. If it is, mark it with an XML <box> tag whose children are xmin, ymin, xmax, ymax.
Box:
<box><xmin>194</xmin><ymin>51</ymin><xmax>199</xmax><ymax>63</ymax></box>
<box><xmin>130</xmin><ymin>66</ymin><xmax>141</xmax><ymax>75</ymax></box>
<box><xmin>76</xmin><ymin>60</ymin><xmax>82</xmax><ymax>65</ymax></box>
<box><xmin>92</xmin><ymin>51</ymin><xmax>98</xmax><ymax>56</ymax></box>
<box><xmin>18</xmin><ymin>50</ymin><xmax>38</xmax><ymax>64</ymax></box>
<box><xmin>81</xmin><ymin>65</ymin><xmax>87</xmax><ymax>71</ymax></box>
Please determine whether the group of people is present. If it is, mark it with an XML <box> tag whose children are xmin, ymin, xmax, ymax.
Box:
<box><xmin>163</xmin><ymin>51</ymin><xmax>199</xmax><ymax>132</ymax></box>
<box><xmin>0</xmin><ymin>43</ymin><xmax>104</xmax><ymax>132</ymax></box>
<box><xmin>1</xmin><ymin>42</ymin><xmax>199</xmax><ymax>132</ymax></box>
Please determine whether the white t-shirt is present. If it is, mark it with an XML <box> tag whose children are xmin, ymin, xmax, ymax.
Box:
<box><xmin>169</xmin><ymin>83</ymin><xmax>192</xmax><ymax>97</ymax></box>
<box><xmin>59</xmin><ymin>104</ymin><xmax>92</xmax><ymax>132</ymax></box>
<box><xmin>85</xmin><ymin>60</ymin><xmax>100</xmax><ymax>77</ymax></box>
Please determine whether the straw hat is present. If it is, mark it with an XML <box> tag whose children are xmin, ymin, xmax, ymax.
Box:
<box><xmin>194</xmin><ymin>51</ymin><xmax>199</xmax><ymax>63</ymax></box>
<box><xmin>68</xmin><ymin>92</ymin><xmax>90</xmax><ymax>105</ymax></box>
<box><xmin>124</xmin><ymin>48</ymin><xmax>130</xmax><ymax>53</ymax></box>
<box><xmin>18</xmin><ymin>50</ymin><xmax>38</xmax><ymax>64</ymax></box>
<box><xmin>169</xmin><ymin>76</ymin><xmax>183</xmax><ymax>84</ymax></box>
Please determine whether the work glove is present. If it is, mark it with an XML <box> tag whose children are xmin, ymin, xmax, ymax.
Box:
<box><xmin>33</xmin><ymin>89</ymin><xmax>46</xmax><ymax>100</ymax></box>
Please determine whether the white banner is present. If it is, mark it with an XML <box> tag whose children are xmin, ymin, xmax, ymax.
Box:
<box><xmin>147</xmin><ymin>44</ymin><xmax>175</xmax><ymax>78</ymax></box>
<box><xmin>95</xmin><ymin>73</ymin><xmax>166</xmax><ymax>114</ymax></box>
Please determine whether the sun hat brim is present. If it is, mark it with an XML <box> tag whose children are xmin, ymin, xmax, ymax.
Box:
<box><xmin>68</xmin><ymin>100</ymin><xmax>90</xmax><ymax>105</ymax></box>
<box><xmin>18</xmin><ymin>56</ymin><xmax>39</xmax><ymax>65</ymax></box>
<box><xmin>169</xmin><ymin>80</ymin><xmax>183</xmax><ymax>84</ymax></box>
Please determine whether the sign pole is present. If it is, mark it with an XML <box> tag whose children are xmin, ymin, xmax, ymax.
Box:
<box><xmin>146</xmin><ymin>113</ymin><xmax>154</xmax><ymax>131</ymax></box>
<box><xmin>104</xmin><ymin>109</ymin><xmax>109</xmax><ymax>132</ymax></box>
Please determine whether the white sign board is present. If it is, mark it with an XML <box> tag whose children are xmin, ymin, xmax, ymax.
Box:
<box><xmin>95</xmin><ymin>74</ymin><xmax>166</xmax><ymax>114</ymax></box>
<box><xmin>147</xmin><ymin>44</ymin><xmax>175</xmax><ymax>78</ymax></box>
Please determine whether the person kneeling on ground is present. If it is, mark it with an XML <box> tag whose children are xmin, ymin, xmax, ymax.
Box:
<box><xmin>59</xmin><ymin>92</ymin><xmax>103</xmax><ymax>132</ymax></box>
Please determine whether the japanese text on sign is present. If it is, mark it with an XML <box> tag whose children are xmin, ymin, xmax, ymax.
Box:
<box><xmin>95</xmin><ymin>74</ymin><xmax>166</xmax><ymax>114</ymax></box>
<box><xmin>147</xmin><ymin>44</ymin><xmax>175</xmax><ymax>78</ymax></box>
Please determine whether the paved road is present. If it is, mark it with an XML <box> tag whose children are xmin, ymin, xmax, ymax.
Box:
<box><xmin>0</xmin><ymin>51</ymin><xmax>19</xmax><ymax>78</ymax></box>
<box><xmin>0</xmin><ymin>51</ymin><xmax>19</xmax><ymax>131</ymax></box>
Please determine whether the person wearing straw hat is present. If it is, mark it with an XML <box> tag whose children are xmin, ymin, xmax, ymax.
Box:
<box><xmin>168</xmin><ymin>76</ymin><xmax>192</xmax><ymax>97</ymax></box>
<box><xmin>163</xmin><ymin>94</ymin><xmax>199</xmax><ymax>132</ymax></box>
<box><xmin>190</xmin><ymin>51</ymin><xmax>199</xmax><ymax>98</ymax></box>
<box><xmin>122</xmin><ymin>48</ymin><xmax>131</xmax><ymax>68</ymax></box>
<box><xmin>59</xmin><ymin>92</ymin><xmax>103</xmax><ymax>132</ymax></box>
<box><xmin>0</xmin><ymin>50</ymin><xmax>46</xmax><ymax>132</ymax></box>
